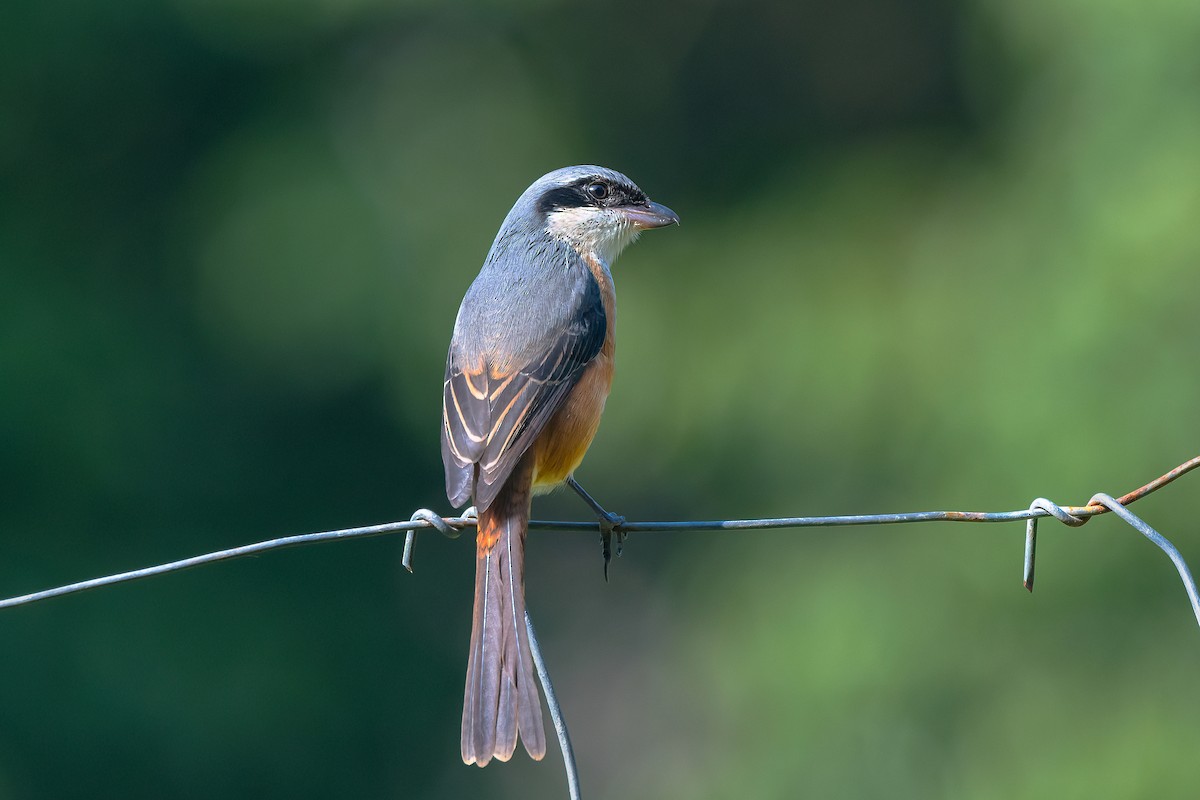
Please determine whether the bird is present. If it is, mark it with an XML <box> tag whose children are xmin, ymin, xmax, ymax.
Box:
<box><xmin>440</xmin><ymin>165</ymin><xmax>679</xmax><ymax>767</ymax></box>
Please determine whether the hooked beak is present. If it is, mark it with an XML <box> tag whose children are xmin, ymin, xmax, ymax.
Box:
<box><xmin>620</xmin><ymin>200</ymin><xmax>680</xmax><ymax>230</ymax></box>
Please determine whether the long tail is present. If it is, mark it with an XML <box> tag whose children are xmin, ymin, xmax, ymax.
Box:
<box><xmin>461</xmin><ymin>454</ymin><xmax>546</xmax><ymax>766</ymax></box>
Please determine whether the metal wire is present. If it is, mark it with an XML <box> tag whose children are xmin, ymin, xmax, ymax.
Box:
<box><xmin>526</xmin><ymin>611</ymin><xmax>581</xmax><ymax>800</ymax></box>
<box><xmin>2</xmin><ymin>455</ymin><xmax>1197</xmax><ymax>800</ymax></box>
<box><xmin>1088</xmin><ymin>492</ymin><xmax>1200</xmax><ymax>628</ymax></box>
<box><xmin>2</xmin><ymin>456</ymin><xmax>1197</xmax><ymax>612</ymax></box>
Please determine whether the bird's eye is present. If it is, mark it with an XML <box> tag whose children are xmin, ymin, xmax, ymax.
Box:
<box><xmin>586</xmin><ymin>182</ymin><xmax>609</xmax><ymax>201</ymax></box>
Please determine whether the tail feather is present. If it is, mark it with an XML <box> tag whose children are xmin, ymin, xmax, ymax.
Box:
<box><xmin>461</xmin><ymin>454</ymin><xmax>546</xmax><ymax>766</ymax></box>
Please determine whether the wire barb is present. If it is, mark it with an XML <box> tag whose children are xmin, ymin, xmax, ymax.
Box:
<box><xmin>1023</xmin><ymin>498</ymin><xmax>1090</xmax><ymax>592</ymax></box>
<box><xmin>402</xmin><ymin>507</ymin><xmax>473</xmax><ymax>573</ymax></box>
<box><xmin>1023</xmin><ymin>519</ymin><xmax>1037</xmax><ymax>593</ymax></box>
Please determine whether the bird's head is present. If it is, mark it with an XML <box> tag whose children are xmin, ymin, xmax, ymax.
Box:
<box><xmin>516</xmin><ymin>165</ymin><xmax>679</xmax><ymax>266</ymax></box>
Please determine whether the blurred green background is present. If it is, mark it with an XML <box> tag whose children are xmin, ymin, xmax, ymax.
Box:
<box><xmin>3</xmin><ymin>0</ymin><xmax>1199</xmax><ymax>797</ymax></box>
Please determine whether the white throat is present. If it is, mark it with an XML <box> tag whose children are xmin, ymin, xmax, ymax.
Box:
<box><xmin>545</xmin><ymin>207</ymin><xmax>641</xmax><ymax>267</ymax></box>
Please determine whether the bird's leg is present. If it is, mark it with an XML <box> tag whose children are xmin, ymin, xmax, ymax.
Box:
<box><xmin>565</xmin><ymin>476</ymin><xmax>625</xmax><ymax>579</ymax></box>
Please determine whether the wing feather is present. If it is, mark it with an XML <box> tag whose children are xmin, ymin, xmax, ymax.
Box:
<box><xmin>442</xmin><ymin>260</ymin><xmax>606</xmax><ymax>511</ymax></box>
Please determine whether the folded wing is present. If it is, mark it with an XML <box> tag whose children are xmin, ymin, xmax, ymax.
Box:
<box><xmin>442</xmin><ymin>265</ymin><xmax>606</xmax><ymax>511</ymax></box>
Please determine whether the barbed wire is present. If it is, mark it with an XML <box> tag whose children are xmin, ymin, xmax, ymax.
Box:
<box><xmin>1</xmin><ymin>456</ymin><xmax>1197</xmax><ymax>800</ymax></box>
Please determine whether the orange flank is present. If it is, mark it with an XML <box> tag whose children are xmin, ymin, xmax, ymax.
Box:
<box><xmin>532</xmin><ymin>350</ymin><xmax>613</xmax><ymax>488</ymax></box>
<box><xmin>532</xmin><ymin>251</ymin><xmax>616</xmax><ymax>490</ymax></box>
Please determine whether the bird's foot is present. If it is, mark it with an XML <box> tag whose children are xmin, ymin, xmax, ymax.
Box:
<box><xmin>565</xmin><ymin>475</ymin><xmax>627</xmax><ymax>580</ymax></box>
<box><xmin>600</xmin><ymin>511</ymin><xmax>626</xmax><ymax>582</ymax></box>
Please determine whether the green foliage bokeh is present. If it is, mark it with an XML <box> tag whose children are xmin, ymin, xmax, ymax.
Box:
<box><xmin>2</xmin><ymin>0</ymin><xmax>1199</xmax><ymax>797</ymax></box>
